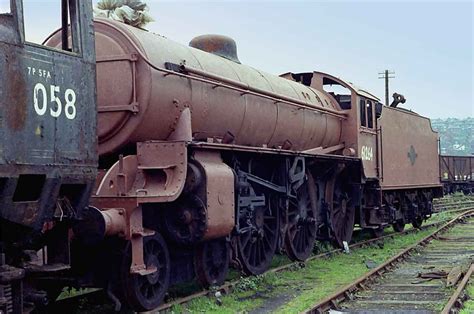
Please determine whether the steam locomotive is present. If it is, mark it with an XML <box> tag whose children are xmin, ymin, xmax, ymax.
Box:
<box><xmin>0</xmin><ymin>1</ymin><xmax>442</xmax><ymax>312</ymax></box>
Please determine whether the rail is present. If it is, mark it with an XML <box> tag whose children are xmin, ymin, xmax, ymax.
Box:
<box><xmin>50</xmin><ymin>203</ymin><xmax>474</xmax><ymax>313</ymax></box>
<box><xmin>303</xmin><ymin>209</ymin><xmax>474</xmax><ymax>313</ymax></box>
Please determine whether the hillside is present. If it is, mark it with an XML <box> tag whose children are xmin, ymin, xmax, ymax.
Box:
<box><xmin>431</xmin><ymin>117</ymin><xmax>473</xmax><ymax>156</ymax></box>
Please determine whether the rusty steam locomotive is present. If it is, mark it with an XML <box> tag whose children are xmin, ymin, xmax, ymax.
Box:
<box><xmin>0</xmin><ymin>1</ymin><xmax>443</xmax><ymax>312</ymax></box>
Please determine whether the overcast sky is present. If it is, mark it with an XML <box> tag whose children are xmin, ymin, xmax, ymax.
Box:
<box><xmin>1</xmin><ymin>0</ymin><xmax>472</xmax><ymax>119</ymax></box>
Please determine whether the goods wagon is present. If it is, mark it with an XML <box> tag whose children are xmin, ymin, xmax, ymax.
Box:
<box><xmin>440</xmin><ymin>155</ymin><xmax>473</xmax><ymax>194</ymax></box>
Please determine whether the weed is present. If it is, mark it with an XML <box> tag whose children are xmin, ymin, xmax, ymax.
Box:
<box><xmin>460</xmin><ymin>283</ymin><xmax>474</xmax><ymax>314</ymax></box>
<box><xmin>234</xmin><ymin>275</ymin><xmax>265</xmax><ymax>292</ymax></box>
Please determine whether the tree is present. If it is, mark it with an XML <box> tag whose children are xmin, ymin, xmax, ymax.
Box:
<box><xmin>95</xmin><ymin>0</ymin><xmax>154</xmax><ymax>28</ymax></box>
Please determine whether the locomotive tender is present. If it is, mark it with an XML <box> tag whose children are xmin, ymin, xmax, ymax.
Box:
<box><xmin>0</xmin><ymin>1</ymin><xmax>442</xmax><ymax>312</ymax></box>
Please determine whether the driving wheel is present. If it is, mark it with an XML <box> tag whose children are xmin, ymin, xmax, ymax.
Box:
<box><xmin>331</xmin><ymin>176</ymin><xmax>356</xmax><ymax>247</ymax></box>
<box><xmin>284</xmin><ymin>175</ymin><xmax>317</xmax><ymax>261</ymax></box>
<box><xmin>235</xmin><ymin>185</ymin><xmax>279</xmax><ymax>275</ymax></box>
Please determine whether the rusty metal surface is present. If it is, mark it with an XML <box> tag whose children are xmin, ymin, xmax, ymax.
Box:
<box><xmin>190</xmin><ymin>34</ymin><xmax>241</xmax><ymax>63</ymax></box>
<box><xmin>378</xmin><ymin>107</ymin><xmax>441</xmax><ymax>189</ymax></box>
<box><xmin>95</xmin><ymin>141</ymin><xmax>187</xmax><ymax>203</ymax></box>
<box><xmin>281</xmin><ymin>71</ymin><xmax>380</xmax><ymax>180</ymax></box>
<box><xmin>440</xmin><ymin>155</ymin><xmax>473</xmax><ymax>182</ymax></box>
<box><xmin>92</xmin><ymin>140</ymin><xmax>188</xmax><ymax>277</ymax></box>
<box><xmin>0</xmin><ymin>0</ymin><xmax>97</xmax><ymax>229</ymax></box>
<box><xmin>193</xmin><ymin>150</ymin><xmax>235</xmax><ymax>240</ymax></box>
<box><xmin>308</xmin><ymin>71</ymin><xmax>380</xmax><ymax>102</ymax></box>
<box><xmin>189</xmin><ymin>142</ymin><xmax>358</xmax><ymax>161</ymax></box>
<box><xmin>101</xmin><ymin>208</ymin><xmax>128</xmax><ymax>237</ymax></box>
<box><xmin>79</xmin><ymin>18</ymin><xmax>344</xmax><ymax>156</ymax></box>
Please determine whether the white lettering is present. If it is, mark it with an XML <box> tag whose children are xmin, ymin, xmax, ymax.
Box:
<box><xmin>27</xmin><ymin>66</ymin><xmax>52</xmax><ymax>80</ymax></box>
<box><xmin>32</xmin><ymin>83</ymin><xmax>77</xmax><ymax>120</ymax></box>
<box><xmin>33</xmin><ymin>83</ymin><xmax>47</xmax><ymax>116</ymax></box>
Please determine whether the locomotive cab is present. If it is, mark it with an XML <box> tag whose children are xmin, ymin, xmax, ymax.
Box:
<box><xmin>0</xmin><ymin>0</ymin><xmax>96</xmax><ymax>311</ymax></box>
<box><xmin>281</xmin><ymin>70</ymin><xmax>381</xmax><ymax>179</ymax></box>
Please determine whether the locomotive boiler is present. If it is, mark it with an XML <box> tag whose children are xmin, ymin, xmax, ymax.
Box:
<box><xmin>89</xmin><ymin>20</ymin><xmax>344</xmax><ymax>156</ymax></box>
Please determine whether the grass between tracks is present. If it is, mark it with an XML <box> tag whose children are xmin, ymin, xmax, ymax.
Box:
<box><xmin>460</xmin><ymin>284</ymin><xmax>474</xmax><ymax>314</ymax></box>
<box><xmin>56</xmin><ymin>210</ymin><xmax>462</xmax><ymax>313</ymax></box>
<box><xmin>437</xmin><ymin>192</ymin><xmax>473</xmax><ymax>203</ymax></box>
<box><xmin>171</xmin><ymin>226</ymin><xmax>438</xmax><ymax>314</ymax></box>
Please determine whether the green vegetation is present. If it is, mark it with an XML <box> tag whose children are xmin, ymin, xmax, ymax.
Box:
<box><xmin>95</xmin><ymin>0</ymin><xmax>154</xmax><ymax>28</ymax></box>
<box><xmin>58</xmin><ymin>287</ymin><xmax>99</xmax><ymax>300</ymax></box>
<box><xmin>460</xmin><ymin>284</ymin><xmax>474</xmax><ymax>314</ymax></box>
<box><xmin>180</xmin><ymin>227</ymin><xmax>437</xmax><ymax>314</ymax></box>
<box><xmin>171</xmin><ymin>205</ymin><xmax>468</xmax><ymax>313</ymax></box>
<box><xmin>438</xmin><ymin>193</ymin><xmax>473</xmax><ymax>202</ymax></box>
<box><xmin>430</xmin><ymin>208</ymin><xmax>465</xmax><ymax>223</ymax></box>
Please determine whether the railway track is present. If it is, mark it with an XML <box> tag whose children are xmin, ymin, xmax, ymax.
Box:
<box><xmin>304</xmin><ymin>209</ymin><xmax>474</xmax><ymax>313</ymax></box>
<box><xmin>153</xmin><ymin>210</ymin><xmax>471</xmax><ymax>312</ymax></box>
<box><xmin>49</xmin><ymin>204</ymin><xmax>473</xmax><ymax>313</ymax></box>
<box><xmin>433</xmin><ymin>196</ymin><xmax>474</xmax><ymax>212</ymax></box>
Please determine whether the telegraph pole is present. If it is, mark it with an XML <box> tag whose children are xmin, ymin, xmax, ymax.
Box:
<box><xmin>378</xmin><ymin>70</ymin><xmax>395</xmax><ymax>106</ymax></box>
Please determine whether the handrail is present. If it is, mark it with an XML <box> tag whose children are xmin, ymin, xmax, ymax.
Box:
<box><xmin>173</xmin><ymin>63</ymin><xmax>347</xmax><ymax>118</ymax></box>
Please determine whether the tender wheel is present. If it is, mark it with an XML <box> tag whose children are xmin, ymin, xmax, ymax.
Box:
<box><xmin>194</xmin><ymin>238</ymin><xmax>230</xmax><ymax>287</ymax></box>
<box><xmin>285</xmin><ymin>175</ymin><xmax>317</xmax><ymax>261</ymax></box>
<box><xmin>392</xmin><ymin>220</ymin><xmax>405</xmax><ymax>232</ymax></box>
<box><xmin>412</xmin><ymin>217</ymin><xmax>423</xmax><ymax>229</ymax></box>
<box><xmin>162</xmin><ymin>194</ymin><xmax>207</xmax><ymax>244</ymax></box>
<box><xmin>236</xmin><ymin>185</ymin><xmax>279</xmax><ymax>275</ymax></box>
<box><xmin>331</xmin><ymin>176</ymin><xmax>356</xmax><ymax>247</ymax></box>
<box><xmin>120</xmin><ymin>233</ymin><xmax>170</xmax><ymax>311</ymax></box>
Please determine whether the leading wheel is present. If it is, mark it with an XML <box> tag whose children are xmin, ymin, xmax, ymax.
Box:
<box><xmin>194</xmin><ymin>238</ymin><xmax>230</xmax><ymax>287</ymax></box>
<box><xmin>285</xmin><ymin>174</ymin><xmax>317</xmax><ymax>261</ymax></box>
<box><xmin>331</xmin><ymin>175</ymin><xmax>356</xmax><ymax>247</ymax></box>
<box><xmin>120</xmin><ymin>233</ymin><xmax>170</xmax><ymax>311</ymax></box>
<box><xmin>236</xmin><ymin>185</ymin><xmax>279</xmax><ymax>275</ymax></box>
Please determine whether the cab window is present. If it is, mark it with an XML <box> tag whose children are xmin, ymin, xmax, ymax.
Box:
<box><xmin>0</xmin><ymin>0</ymin><xmax>9</xmax><ymax>13</ymax></box>
<box><xmin>360</xmin><ymin>98</ymin><xmax>375</xmax><ymax>129</ymax></box>
<box><xmin>23</xmin><ymin>0</ymin><xmax>80</xmax><ymax>53</ymax></box>
<box><xmin>359</xmin><ymin>99</ymin><xmax>367</xmax><ymax>127</ymax></box>
<box><xmin>367</xmin><ymin>100</ymin><xmax>374</xmax><ymax>129</ymax></box>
